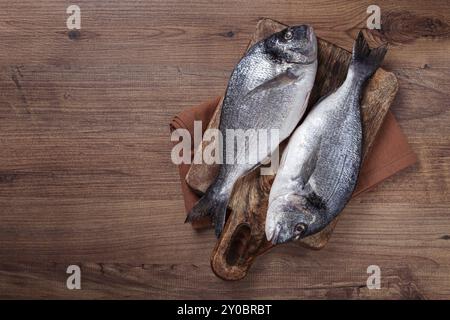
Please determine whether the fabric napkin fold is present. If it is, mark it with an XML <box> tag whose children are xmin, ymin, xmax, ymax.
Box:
<box><xmin>170</xmin><ymin>97</ymin><xmax>417</xmax><ymax>229</ymax></box>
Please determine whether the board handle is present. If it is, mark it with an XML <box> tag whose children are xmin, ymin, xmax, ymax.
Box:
<box><xmin>210</xmin><ymin>209</ymin><xmax>273</xmax><ymax>281</ymax></box>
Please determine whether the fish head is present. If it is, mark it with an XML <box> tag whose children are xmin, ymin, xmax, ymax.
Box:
<box><xmin>264</xmin><ymin>25</ymin><xmax>317</xmax><ymax>65</ymax></box>
<box><xmin>265</xmin><ymin>193</ymin><xmax>322</xmax><ymax>244</ymax></box>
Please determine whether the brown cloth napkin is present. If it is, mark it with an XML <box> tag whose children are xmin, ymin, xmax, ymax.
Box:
<box><xmin>170</xmin><ymin>97</ymin><xmax>417</xmax><ymax>229</ymax></box>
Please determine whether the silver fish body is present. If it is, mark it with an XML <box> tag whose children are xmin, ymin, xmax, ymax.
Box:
<box><xmin>266</xmin><ymin>32</ymin><xmax>387</xmax><ymax>244</ymax></box>
<box><xmin>186</xmin><ymin>25</ymin><xmax>318</xmax><ymax>237</ymax></box>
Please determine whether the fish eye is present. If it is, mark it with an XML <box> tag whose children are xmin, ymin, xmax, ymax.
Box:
<box><xmin>294</xmin><ymin>223</ymin><xmax>306</xmax><ymax>234</ymax></box>
<box><xmin>284</xmin><ymin>30</ymin><xmax>293</xmax><ymax>41</ymax></box>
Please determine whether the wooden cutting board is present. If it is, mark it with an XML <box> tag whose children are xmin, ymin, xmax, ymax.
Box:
<box><xmin>186</xmin><ymin>18</ymin><xmax>398</xmax><ymax>280</ymax></box>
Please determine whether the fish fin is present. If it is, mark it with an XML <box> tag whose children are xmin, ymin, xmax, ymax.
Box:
<box><xmin>242</xmin><ymin>68</ymin><xmax>301</xmax><ymax>101</ymax></box>
<box><xmin>185</xmin><ymin>187</ymin><xmax>228</xmax><ymax>238</ymax></box>
<box><xmin>351</xmin><ymin>31</ymin><xmax>387</xmax><ymax>81</ymax></box>
<box><xmin>294</xmin><ymin>139</ymin><xmax>321</xmax><ymax>188</ymax></box>
<box><xmin>324</xmin><ymin>153</ymin><xmax>349</xmax><ymax>203</ymax></box>
<box><xmin>305</xmin><ymin>189</ymin><xmax>327</xmax><ymax>211</ymax></box>
<box><xmin>212</xmin><ymin>207</ymin><xmax>228</xmax><ymax>238</ymax></box>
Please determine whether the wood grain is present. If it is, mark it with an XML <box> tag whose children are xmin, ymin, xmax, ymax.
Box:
<box><xmin>0</xmin><ymin>0</ymin><xmax>449</xmax><ymax>298</ymax></box>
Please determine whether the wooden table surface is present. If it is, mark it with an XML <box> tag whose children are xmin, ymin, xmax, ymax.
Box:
<box><xmin>0</xmin><ymin>0</ymin><xmax>449</xmax><ymax>299</ymax></box>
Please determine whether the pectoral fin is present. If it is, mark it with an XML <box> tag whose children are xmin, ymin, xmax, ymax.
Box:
<box><xmin>242</xmin><ymin>68</ymin><xmax>302</xmax><ymax>101</ymax></box>
<box><xmin>293</xmin><ymin>138</ymin><xmax>321</xmax><ymax>189</ymax></box>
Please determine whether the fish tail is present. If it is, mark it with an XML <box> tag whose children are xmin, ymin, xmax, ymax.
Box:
<box><xmin>350</xmin><ymin>31</ymin><xmax>387</xmax><ymax>81</ymax></box>
<box><xmin>185</xmin><ymin>185</ymin><xmax>229</xmax><ymax>238</ymax></box>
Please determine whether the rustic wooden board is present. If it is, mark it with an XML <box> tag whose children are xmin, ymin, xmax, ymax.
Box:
<box><xmin>0</xmin><ymin>0</ymin><xmax>449</xmax><ymax>298</ymax></box>
<box><xmin>185</xmin><ymin>19</ymin><xmax>398</xmax><ymax>279</ymax></box>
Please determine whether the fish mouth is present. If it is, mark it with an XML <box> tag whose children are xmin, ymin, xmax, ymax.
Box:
<box><xmin>266</xmin><ymin>224</ymin><xmax>291</xmax><ymax>245</ymax></box>
<box><xmin>267</xmin><ymin>223</ymin><xmax>282</xmax><ymax>244</ymax></box>
<box><xmin>306</xmin><ymin>26</ymin><xmax>315</xmax><ymax>43</ymax></box>
<box><xmin>289</xmin><ymin>59</ymin><xmax>316</xmax><ymax>65</ymax></box>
